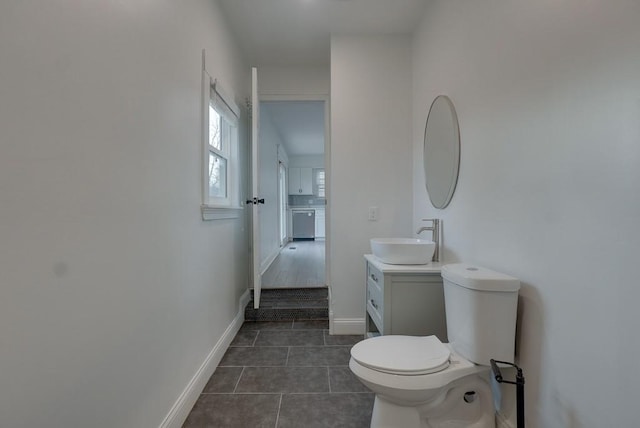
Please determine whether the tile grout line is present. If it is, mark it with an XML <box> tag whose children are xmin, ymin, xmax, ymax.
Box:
<box><xmin>285</xmin><ymin>346</ymin><xmax>291</xmax><ymax>366</ymax></box>
<box><xmin>201</xmin><ymin>392</ymin><xmax>284</xmax><ymax>396</ymax></box>
<box><xmin>274</xmin><ymin>391</ymin><xmax>374</xmax><ymax>395</ymax></box>
<box><xmin>327</xmin><ymin>366</ymin><xmax>332</xmax><ymax>393</ymax></box>
<box><xmin>274</xmin><ymin>393</ymin><xmax>283</xmax><ymax>428</ymax></box>
<box><xmin>232</xmin><ymin>366</ymin><xmax>245</xmax><ymax>393</ymax></box>
<box><xmin>252</xmin><ymin>330</ymin><xmax>260</xmax><ymax>347</ymax></box>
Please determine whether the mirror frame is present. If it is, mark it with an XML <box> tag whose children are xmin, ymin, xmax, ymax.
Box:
<box><xmin>423</xmin><ymin>95</ymin><xmax>460</xmax><ymax>209</ymax></box>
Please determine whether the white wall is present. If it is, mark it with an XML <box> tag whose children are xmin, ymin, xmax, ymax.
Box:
<box><xmin>0</xmin><ymin>1</ymin><xmax>249</xmax><ymax>427</ymax></box>
<box><xmin>258</xmin><ymin>107</ymin><xmax>288</xmax><ymax>271</ymax></box>
<box><xmin>330</xmin><ymin>35</ymin><xmax>413</xmax><ymax>332</ymax></box>
<box><xmin>259</xmin><ymin>65</ymin><xmax>330</xmax><ymax>97</ymax></box>
<box><xmin>289</xmin><ymin>155</ymin><xmax>325</xmax><ymax>169</ymax></box>
<box><xmin>412</xmin><ymin>1</ymin><xmax>640</xmax><ymax>426</ymax></box>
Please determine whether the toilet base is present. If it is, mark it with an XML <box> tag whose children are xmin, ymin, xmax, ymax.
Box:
<box><xmin>369</xmin><ymin>374</ymin><xmax>496</xmax><ymax>428</ymax></box>
<box><xmin>371</xmin><ymin>396</ymin><xmax>421</xmax><ymax>427</ymax></box>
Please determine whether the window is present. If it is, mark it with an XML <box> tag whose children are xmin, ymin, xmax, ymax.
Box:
<box><xmin>208</xmin><ymin>106</ymin><xmax>228</xmax><ymax>200</ymax></box>
<box><xmin>202</xmin><ymin>71</ymin><xmax>241</xmax><ymax>220</ymax></box>
<box><xmin>313</xmin><ymin>168</ymin><xmax>325</xmax><ymax>198</ymax></box>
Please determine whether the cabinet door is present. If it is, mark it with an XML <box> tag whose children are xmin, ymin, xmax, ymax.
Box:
<box><xmin>389</xmin><ymin>276</ymin><xmax>447</xmax><ymax>340</ymax></box>
<box><xmin>288</xmin><ymin>167</ymin><xmax>300</xmax><ymax>195</ymax></box>
<box><xmin>289</xmin><ymin>167</ymin><xmax>313</xmax><ymax>195</ymax></box>
<box><xmin>299</xmin><ymin>168</ymin><xmax>313</xmax><ymax>194</ymax></box>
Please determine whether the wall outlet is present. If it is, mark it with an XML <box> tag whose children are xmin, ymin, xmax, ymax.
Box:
<box><xmin>368</xmin><ymin>206</ymin><xmax>378</xmax><ymax>221</ymax></box>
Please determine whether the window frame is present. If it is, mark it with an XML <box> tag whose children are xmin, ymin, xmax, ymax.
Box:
<box><xmin>313</xmin><ymin>168</ymin><xmax>325</xmax><ymax>198</ymax></box>
<box><xmin>201</xmin><ymin>71</ymin><xmax>242</xmax><ymax>220</ymax></box>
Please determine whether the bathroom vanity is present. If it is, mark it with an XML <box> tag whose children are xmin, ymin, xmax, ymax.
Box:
<box><xmin>364</xmin><ymin>255</ymin><xmax>448</xmax><ymax>341</ymax></box>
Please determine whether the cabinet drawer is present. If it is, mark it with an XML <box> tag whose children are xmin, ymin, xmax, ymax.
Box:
<box><xmin>367</xmin><ymin>276</ymin><xmax>384</xmax><ymax>330</ymax></box>
<box><xmin>367</xmin><ymin>262</ymin><xmax>384</xmax><ymax>290</ymax></box>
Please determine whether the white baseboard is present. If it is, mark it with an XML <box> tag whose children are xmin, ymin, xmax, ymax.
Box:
<box><xmin>260</xmin><ymin>247</ymin><xmax>280</xmax><ymax>275</ymax></box>
<box><xmin>328</xmin><ymin>289</ymin><xmax>333</xmax><ymax>335</ymax></box>
<box><xmin>331</xmin><ymin>317</ymin><xmax>365</xmax><ymax>335</ymax></box>
<box><xmin>159</xmin><ymin>289</ymin><xmax>250</xmax><ymax>428</ymax></box>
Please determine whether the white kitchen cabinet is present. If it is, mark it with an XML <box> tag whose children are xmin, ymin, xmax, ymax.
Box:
<box><xmin>315</xmin><ymin>208</ymin><xmax>325</xmax><ymax>238</ymax></box>
<box><xmin>288</xmin><ymin>167</ymin><xmax>313</xmax><ymax>195</ymax></box>
<box><xmin>364</xmin><ymin>255</ymin><xmax>448</xmax><ymax>341</ymax></box>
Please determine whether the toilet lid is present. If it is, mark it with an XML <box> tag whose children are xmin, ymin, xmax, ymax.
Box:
<box><xmin>351</xmin><ymin>335</ymin><xmax>451</xmax><ymax>375</ymax></box>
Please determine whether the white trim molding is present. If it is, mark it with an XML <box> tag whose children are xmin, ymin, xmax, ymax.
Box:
<box><xmin>159</xmin><ymin>289</ymin><xmax>251</xmax><ymax>428</ymax></box>
<box><xmin>328</xmin><ymin>288</ymin><xmax>334</xmax><ymax>335</ymax></box>
<box><xmin>331</xmin><ymin>317</ymin><xmax>365</xmax><ymax>335</ymax></box>
<box><xmin>201</xmin><ymin>205</ymin><xmax>243</xmax><ymax>221</ymax></box>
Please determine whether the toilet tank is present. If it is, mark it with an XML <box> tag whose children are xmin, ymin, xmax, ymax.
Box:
<box><xmin>441</xmin><ymin>263</ymin><xmax>520</xmax><ymax>365</ymax></box>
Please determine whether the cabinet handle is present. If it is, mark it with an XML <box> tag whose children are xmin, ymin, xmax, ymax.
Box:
<box><xmin>370</xmin><ymin>273</ymin><xmax>378</xmax><ymax>282</ymax></box>
<box><xmin>370</xmin><ymin>299</ymin><xmax>379</xmax><ymax>310</ymax></box>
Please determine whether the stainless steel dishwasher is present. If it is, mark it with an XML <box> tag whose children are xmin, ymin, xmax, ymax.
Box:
<box><xmin>292</xmin><ymin>210</ymin><xmax>315</xmax><ymax>240</ymax></box>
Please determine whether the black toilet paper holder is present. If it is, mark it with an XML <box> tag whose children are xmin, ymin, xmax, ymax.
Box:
<box><xmin>490</xmin><ymin>359</ymin><xmax>525</xmax><ymax>428</ymax></box>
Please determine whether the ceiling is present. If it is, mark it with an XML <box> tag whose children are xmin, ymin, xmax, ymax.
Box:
<box><xmin>217</xmin><ymin>0</ymin><xmax>428</xmax><ymax>66</ymax></box>
<box><xmin>220</xmin><ymin>0</ymin><xmax>428</xmax><ymax>156</ymax></box>
<box><xmin>261</xmin><ymin>101</ymin><xmax>325</xmax><ymax>156</ymax></box>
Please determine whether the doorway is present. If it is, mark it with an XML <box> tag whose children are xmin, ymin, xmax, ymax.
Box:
<box><xmin>258</xmin><ymin>100</ymin><xmax>326</xmax><ymax>290</ymax></box>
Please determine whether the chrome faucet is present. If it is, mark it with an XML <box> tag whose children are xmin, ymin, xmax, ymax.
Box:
<box><xmin>417</xmin><ymin>219</ymin><xmax>440</xmax><ymax>262</ymax></box>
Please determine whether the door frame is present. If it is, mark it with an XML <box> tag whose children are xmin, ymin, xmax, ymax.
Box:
<box><xmin>278</xmin><ymin>161</ymin><xmax>287</xmax><ymax>247</ymax></box>
<box><xmin>258</xmin><ymin>93</ymin><xmax>331</xmax><ymax>313</ymax></box>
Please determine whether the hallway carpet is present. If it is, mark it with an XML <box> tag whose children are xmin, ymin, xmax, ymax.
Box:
<box><xmin>183</xmin><ymin>320</ymin><xmax>373</xmax><ymax>427</ymax></box>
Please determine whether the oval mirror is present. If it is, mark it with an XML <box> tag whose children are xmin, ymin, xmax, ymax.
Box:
<box><xmin>423</xmin><ymin>95</ymin><xmax>460</xmax><ymax>209</ymax></box>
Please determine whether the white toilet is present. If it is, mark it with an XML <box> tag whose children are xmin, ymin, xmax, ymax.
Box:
<box><xmin>350</xmin><ymin>263</ymin><xmax>520</xmax><ymax>428</ymax></box>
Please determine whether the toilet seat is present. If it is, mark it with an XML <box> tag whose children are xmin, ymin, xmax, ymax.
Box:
<box><xmin>351</xmin><ymin>335</ymin><xmax>451</xmax><ymax>375</ymax></box>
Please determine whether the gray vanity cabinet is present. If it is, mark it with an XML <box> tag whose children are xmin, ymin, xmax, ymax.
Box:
<box><xmin>365</xmin><ymin>256</ymin><xmax>448</xmax><ymax>341</ymax></box>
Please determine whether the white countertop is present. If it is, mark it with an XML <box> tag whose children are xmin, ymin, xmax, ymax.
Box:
<box><xmin>365</xmin><ymin>254</ymin><xmax>444</xmax><ymax>273</ymax></box>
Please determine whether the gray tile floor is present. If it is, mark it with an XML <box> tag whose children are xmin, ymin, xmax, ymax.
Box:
<box><xmin>183</xmin><ymin>320</ymin><xmax>374</xmax><ymax>428</ymax></box>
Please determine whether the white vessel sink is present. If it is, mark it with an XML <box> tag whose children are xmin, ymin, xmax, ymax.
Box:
<box><xmin>370</xmin><ymin>238</ymin><xmax>436</xmax><ymax>265</ymax></box>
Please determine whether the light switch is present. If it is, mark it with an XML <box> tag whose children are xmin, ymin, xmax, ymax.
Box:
<box><xmin>368</xmin><ymin>206</ymin><xmax>378</xmax><ymax>221</ymax></box>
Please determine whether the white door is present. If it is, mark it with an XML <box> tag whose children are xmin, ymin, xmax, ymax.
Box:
<box><xmin>250</xmin><ymin>67</ymin><xmax>262</xmax><ymax>308</ymax></box>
